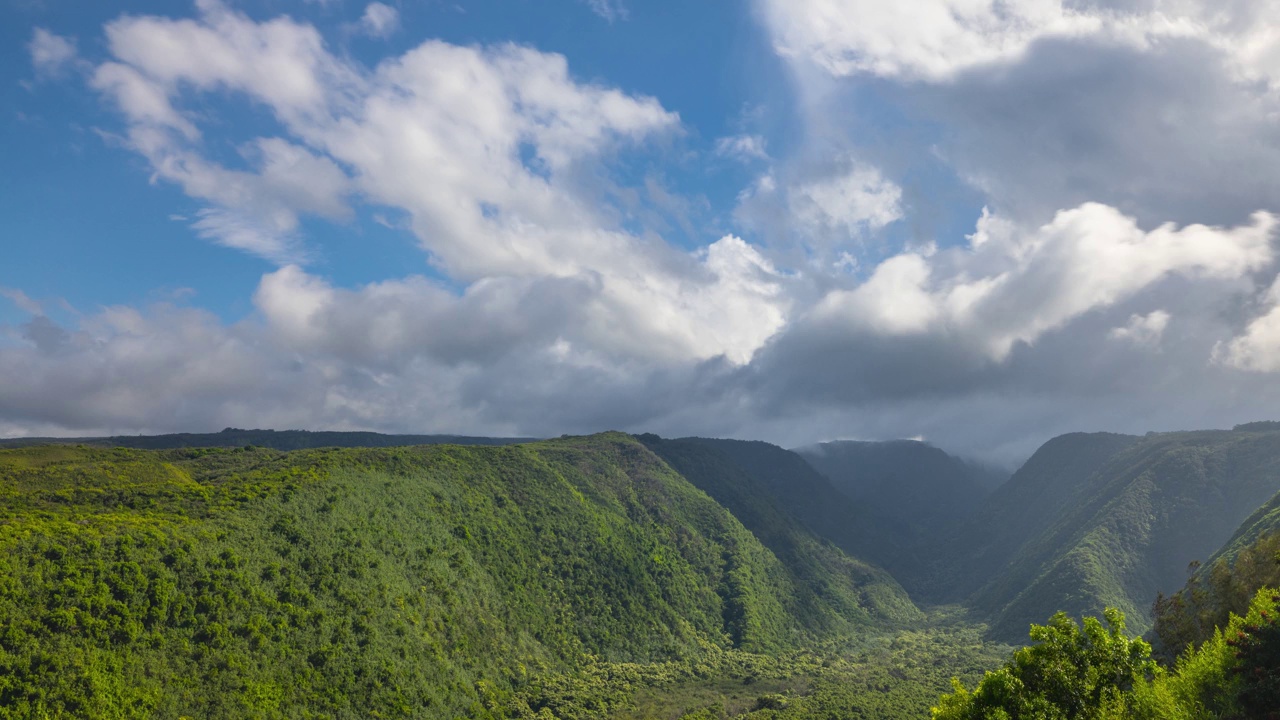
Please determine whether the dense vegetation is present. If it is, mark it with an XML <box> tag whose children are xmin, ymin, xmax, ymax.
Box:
<box><xmin>10</xmin><ymin>422</ymin><xmax>1280</xmax><ymax>717</ymax></box>
<box><xmin>639</xmin><ymin>435</ymin><xmax>922</xmax><ymax>625</ymax></box>
<box><xmin>936</xmin><ymin>441</ymin><xmax>1280</xmax><ymax>719</ymax></box>
<box><xmin>933</xmin><ymin>608</ymin><xmax>1157</xmax><ymax>719</ymax></box>
<box><xmin>0</xmin><ymin>433</ymin><xmax>1011</xmax><ymax>719</ymax></box>
<box><xmin>512</xmin><ymin>620</ymin><xmax>1008</xmax><ymax>719</ymax></box>
<box><xmin>936</xmin><ymin>588</ymin><xmax>1280</xmax><ymax>720</ymax></box>
<box><xmin>922</xmin><ymin>432</ymin><xmax>1141</xmax><ymax>604</ymax></box>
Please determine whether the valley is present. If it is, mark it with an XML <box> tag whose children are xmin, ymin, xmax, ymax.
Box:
<box><xmin>10</xmin><ymin>2</ymin><xmax>1280</xmax><ymax>717</ymax></box>
<box><xmin>2</xmin><ymin>424</ymin><xmax>1280</xmax><ymax>718</ymax></box>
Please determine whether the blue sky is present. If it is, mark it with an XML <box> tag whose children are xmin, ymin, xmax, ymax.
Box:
<box><xmin>2</xmin><ymin>0</ymin><xmax>786</xmax><ymax>320</ymax></box>
<box><xmin>7</xmin><ymin>0</ymin><xmax>1280</xmax><ymax>461</ymax></box>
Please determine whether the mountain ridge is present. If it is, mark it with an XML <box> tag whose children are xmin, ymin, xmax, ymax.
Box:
<box><xmin>944</xmin><ymin>428</ymin><xmax>1280</xmax><ymax>639</ymax></box>
<box><xmin>0</xmin><ymin>427</ymin><xmax>536</xmax><ymax>451</ymax></box>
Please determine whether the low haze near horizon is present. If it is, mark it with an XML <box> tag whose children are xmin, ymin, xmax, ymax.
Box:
<box><xmin>6</xmin><ymin>0</ymin><xmax>1280</xmax><ymax>463</ymax></box>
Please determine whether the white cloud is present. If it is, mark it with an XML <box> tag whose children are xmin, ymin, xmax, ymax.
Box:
<box><xmin>734</xmin><ymin>160</ymin><xmax>903</xmax><ymax>269</ymax></box>
<box><xmin>760</xmin><ymin>0</ymin><xmax>1093</xmax><ymax>80</ymax></box>
<box><xmin>91</xmin><ymin>62</ymin><xmax>199</xmax><ymax>139</ymax></box>
<box><xmin>676</xmin><ymin>236</ymin><xmax>791</xmax><ymax>364</ymax></box>
<box><xmin>0</xmin><ymin>246</ymin><xmax>782</xmax><ymax>437</ymax></box>
<box><xmin>16</xmin><ymin>0</ymin><xmax>1280</xmax><ymax>462</ymax></box>
<box><xmin>811</xmin><ymin>203</ymin><xmax>1275</xmax><ymax>360</ymax></box>
<box><xmin>323</xmin><ymin>41</ymin><xmax>677</xmax><ymax>278</ymax></box>
<box><xmin>189</xmin><ymin>209</ymin><xmax>305</xmax><ymax>264</ymax></box>
<box><xmin>1109</xmin><ymin>310</ymin><xmax>1170</xmax><ymax>347</ymax></box>
<box><xmin>1216</xmin><ymin>279</ymin><xmax>1280</xmax><ymax>372</ymax></box>
<box><xmin>92</xmin><ymin>3</ymin><xmax>678</xmax><ymax>273</ymax></box>
<box><xmin>758</xmin><ymin>0</ymin><xmax>1280</xmax><ymax>83</ymax></box>
<box><xmin>358</xmin><ymin>3</ymin><xmax>399</xmax><ymax>39</ymax></box>
<box><xmin>85</xmin><ymin>2</ymin><xmax>791</xmax><ymax>369</ymax></box>
<box><xmin>791</xmin><ymin>164</ymin><xmax>903</xmax><ymax>237</ymax></box>
<box><xmin>715</xmin><ymin>134</ymin><xmax>769</xmax><ymax>161</ymax></box>
<box><xmin>252</xmin><ymin>243</ymin><xmax>786</xmax><ymax>368</ymax></box>
<box><xmin>29</xmin><ymin>28</ymin><xmax>78</xmax><ymax>76</ymax></box>
<box><xmin>102</xmin><ymin>0</ymin><xmax>355</xmax><ymax>122</ymax></box>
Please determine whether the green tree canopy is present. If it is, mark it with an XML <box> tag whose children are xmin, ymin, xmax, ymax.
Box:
<box><xmin>932</xmin><ymin>608</ymin><xmax>1158</xmax><ymax>720</ymax></box>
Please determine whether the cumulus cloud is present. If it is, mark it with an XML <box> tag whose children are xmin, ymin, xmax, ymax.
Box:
<box><xmin>0</xmin><ymin>260</ymin><xmax>767</xmax><ymax>438</ymax></box>
<box><xmin>357</xmin><ymin>3</ymin><xmax>399</xmax><ymax>38</ymax></box>
<box><xmin>704</xmin><ymin>0</ymin><xmax>1280</xmax><ymax>459</ymax></box>
<box><xmin>13</xmin><ymin>0</ymin><xmax>1280</xmax><ymax>464</ymax></box>
<box><xmin>806</xmin><ymin>204</ymin><xmax>1274</xmax><ymax>359</ymax></box>
<box><xmin>761</xmin><ymin>0</ymin><xmax>1090</xmax><ymax>80</ymax></box>
<box><xmin>790</xmin><ymin>165</ymin><xmax>903</xmax><ymax>239</ymax></box>
<box><xmin>760</xmin><ymin>0</ymin><xmax>1280</xmax><ymax>83</ymax></box>
<box><xmin>14</xmin><ymin>2</ymin><xmax>788</xmax><ymax>433</ymax></box>
<box><xmin>734</xmin><ymin>160</ymin><xmax>903</xmax><ymax>269</ymax></box>
<box><xmin>90</xmin><ymin>2</ymin><xmax>678</xmax><ymax>273</ymax></box>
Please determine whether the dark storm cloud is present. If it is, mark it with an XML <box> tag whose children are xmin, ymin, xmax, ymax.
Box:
<box><xmin>914</xmin><ymin>36</ymin><xmax>1280</xmax><ymax>228</ymax></box>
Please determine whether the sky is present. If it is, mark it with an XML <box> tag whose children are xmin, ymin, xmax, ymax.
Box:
<box><xmin>7</xmin><ymin>0</ymin><xmax>1280</xmax><ymax>463</ymax></box>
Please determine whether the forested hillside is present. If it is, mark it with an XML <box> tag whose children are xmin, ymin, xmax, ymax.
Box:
<box><xmin>0</xmin><ymin>433</ymin><xmax>999</xmax><ymax>719</ymax></box>
<box><xmin>935</xmin><ymin>427</ymin><xmax>1280</xmax><ymax>640</ymax></box>
<box><xmin>922</xmin><ymin>432</ymin><xmax>1140</xmax><ymax>603</ymax></box>
<box><xmin>637</xmin><ymin>436</ymin><xmax>922</xmax><ymax>627</ymax></box>
<box><xmin>942</xmin><ymin>471</ymin><xmax>1280</xmax><ymax>720</ymax></box>
<box><xmin>12</xmin><ymin>422</ymin><xmax>1280</xmax><ymax>718</ymax></box>
<box><xmin>1201</xmin><ymin>484</ymin><xmax>1280</xmax><ymax>570</ymax></box>
<box><xmin>1152</xmin><ymin>487</ymin><xmax>1280</xmax><ymax>657</ymax></box>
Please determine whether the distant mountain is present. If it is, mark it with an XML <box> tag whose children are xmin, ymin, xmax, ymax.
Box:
<box><xmin>638</xmin><ymin>435</ymin><xmax>923</xmax><ymax>626</ymax></box>
<box><xmin>793</xmin><ymin>440</ymin><xmax>1004</xmax><ymax>568</ymax></box>
<box><xmin>0</xmin><ymin>427</ymin><xmax>535</xmax><ymax>451</ymax></box>
<box><xmin>941</xmin><ymin>427</ymin><xmax>1280</xmax><ymax>640</ymax></box>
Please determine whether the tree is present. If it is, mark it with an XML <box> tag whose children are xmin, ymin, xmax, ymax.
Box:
<box><xmin>932</xmin><ymin>608</ymin><xmax>1158</xmax><ymax>720</ymax></box>
<box><xmin>1228</xmin><ymin>590</ymin><xmax>1280</xmax><ymax>719</ymax></box>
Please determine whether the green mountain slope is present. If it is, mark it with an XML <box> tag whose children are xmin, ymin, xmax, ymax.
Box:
<box><xmin>0</xmin><ymin>433</ymin><xmax>901</xmax><ymax>718</ymax></box>
<box><xmin>0</xmin><ymin>427</ymin><xmax>533</xmax><ymax>451</ymax></box>
<box><xmin>1152</xmin><ymin>486</ymin><xmax>1280</xmax><ymax>656</ymax></box>
<box><xmin>1203</xmin><ymin>484</ymin><xmax>1280</xmax><ymax>569</ymax></box>
<box><xmin>637</xmin><ymin>435</ymin><xmax>923</xmax><ymax>627</ymax></box>
<box><xmin>923</xmin><ymin>432</ymin><xmax>1141</xmax><ymax>603</ymax></box>
<box><xmin>951</xmin><ymin>428</ymin><xmax>1280</xmax><ymax>640</ymax></box>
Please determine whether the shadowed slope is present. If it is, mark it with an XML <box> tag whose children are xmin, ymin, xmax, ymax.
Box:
<box><xmin>638</xmin><ymin>435</ymin><xmax>923</xmax><ymax>627</ymax></box>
